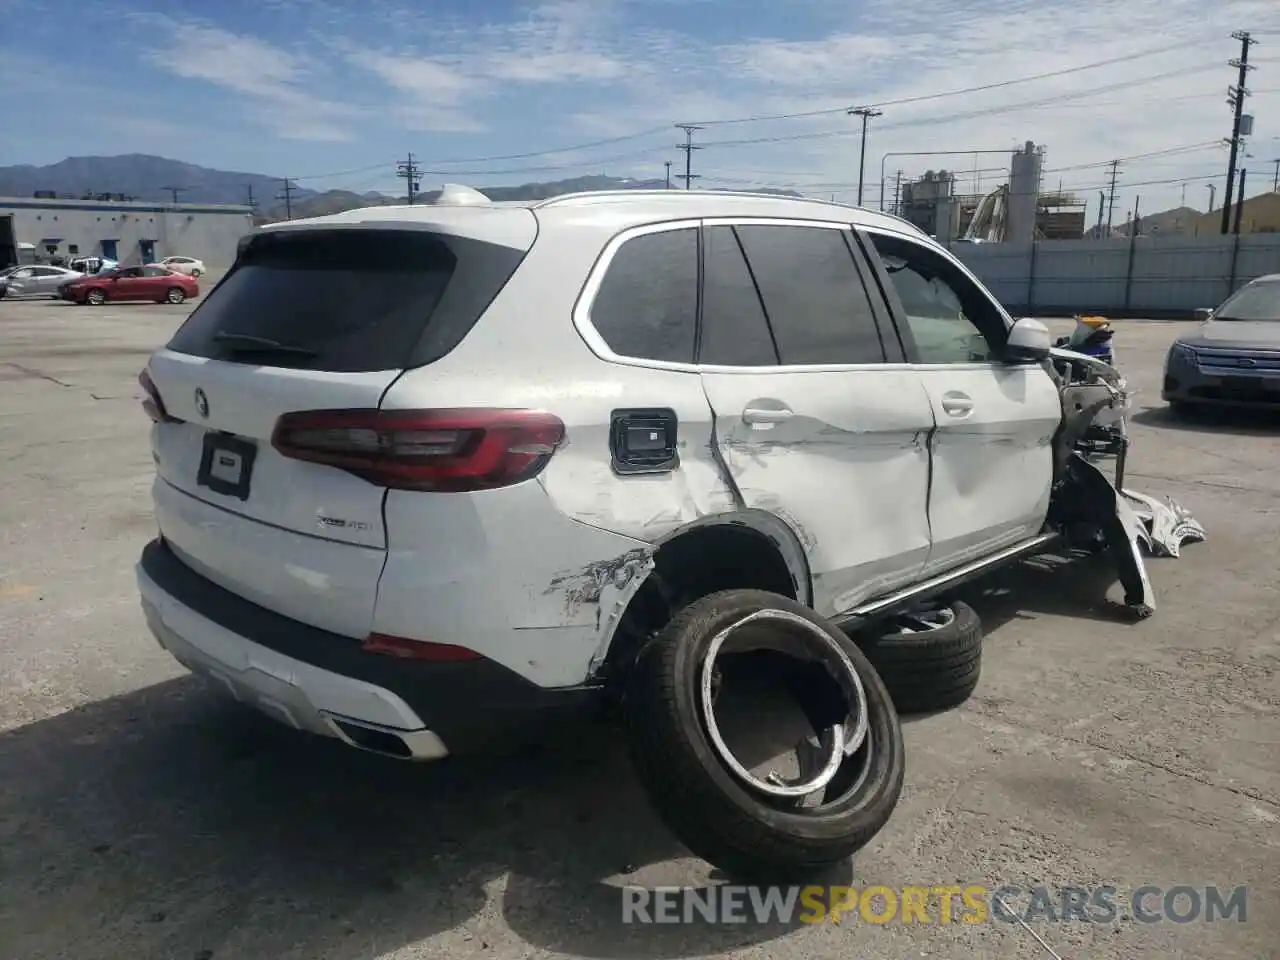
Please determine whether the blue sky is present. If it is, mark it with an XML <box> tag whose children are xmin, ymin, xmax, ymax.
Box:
<box><xmin>3</xmin><ymin>0</ymin><xmax>1279</xmax><ymax>215</ymax></box>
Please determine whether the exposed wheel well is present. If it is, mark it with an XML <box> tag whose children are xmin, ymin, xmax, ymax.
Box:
<box><xmin>600</xmin><ymin>523</ymin><xmax>802</xmax><ymax>685</ymax></box>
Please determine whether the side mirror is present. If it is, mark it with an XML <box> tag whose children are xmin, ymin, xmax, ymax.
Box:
<box><xmin>1004</xmin><ymin>317</ymin><xmax>1052</xmax><ymax>363</ymax></box>
<box><xmin>1193</xmin><ymin>307</ymin><xmax>1213</xmax><ymax>322</ymax></box>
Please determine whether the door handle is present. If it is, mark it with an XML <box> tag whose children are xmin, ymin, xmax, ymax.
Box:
<box><xmin>742</xmin><ymin>405</ymin><xmax>793</xmax><ymax>425</ymax></box>
<box><xmin>941</xmin><ymin>392</ymin><xmax>974</xmax><ymax>417</ymax></box>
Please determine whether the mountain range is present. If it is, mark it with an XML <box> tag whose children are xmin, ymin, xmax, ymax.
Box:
<box><xmin>0</xmin><ymin>154</ymin><xmax>799</xmax><ymax>222</ymax></box>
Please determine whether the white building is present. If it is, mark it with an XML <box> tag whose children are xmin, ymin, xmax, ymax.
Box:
<box><xmin>0</xmin><ymin>196</ymin><xmax>255</xmax><ymax>270</ymax></box>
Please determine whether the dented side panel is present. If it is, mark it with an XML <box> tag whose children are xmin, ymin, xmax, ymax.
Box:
<box><xmin>699</xmin><ymin>368</ymin><xmax>936</xmax><ymax>618</ymax></box>
<box><xmin>536</xmin><ymin>364</ymin><xmax>737</xmax><ymax>541</ymax></box>
<box><xmin>916</xmin><ymin>363</ymin><xmax>1062</xmax><ymax>577</ymax></box>
<box><xmin>375</xmin><ymin>480</ymin><xmax>652</xmax><ymax>688</ymax></box>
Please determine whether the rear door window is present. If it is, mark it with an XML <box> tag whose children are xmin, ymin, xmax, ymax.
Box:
<box><xmin>734</xmin><ymin>224</ymin><xmax>888</xmax><ymax>365</ymax></box>
<box><xmin>166</xmin><ymin>229</ymin><xmax>523</xmax><ymax>372</ymax></box>
<box><xmin>699</xmin><ymin>225</ymin><xmax>779</xmax><ymax>366</ymax></box>
<box><xmin>589</xmin><ymin>227</ymin><xmax>698</xmax><ymax>364</ymax></box>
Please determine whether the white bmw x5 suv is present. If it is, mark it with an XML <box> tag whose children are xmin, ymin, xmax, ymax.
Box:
<box><xmin>136</xmin><ymin>185</ymin><xmax>1203</xmax><ymax>877</ymax></box>
<box><xmin>136</xmin><ymin>184</ymin><xmax>1070</xmax><ymax>748</ymax></box>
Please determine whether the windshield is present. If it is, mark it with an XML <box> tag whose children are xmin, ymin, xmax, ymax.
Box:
<box><xmin>1216</xmin><ymin>280</ymin><xmax>1280</xmax><ymax>321</ymax></box>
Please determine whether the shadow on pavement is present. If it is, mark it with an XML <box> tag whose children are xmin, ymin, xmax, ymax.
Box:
<box><xmin>1130</xmin><ymin>403</ymin><xmax>1279</xmax><ymax>438</ymax></box>
<box><xmin>0</xmin><ymin>676</ymin><xmax>853</xmax><ymax>960</ymax></box>
<box><xmin>960</xmin><ymin>551</ymin><xmax>1141</xmax><ymax>634</ymax></box>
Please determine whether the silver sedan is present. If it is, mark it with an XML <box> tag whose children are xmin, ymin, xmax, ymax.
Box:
<box><xmin>0</xmin><ymin>265</ymin><xmax>83</xmax><ymax>299</ymax></box>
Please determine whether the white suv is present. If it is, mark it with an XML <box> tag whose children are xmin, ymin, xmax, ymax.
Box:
<box><xmin>135</xmin><ymin>186</ymin><xmax>1188</xmax><ymax>876</ymax></box>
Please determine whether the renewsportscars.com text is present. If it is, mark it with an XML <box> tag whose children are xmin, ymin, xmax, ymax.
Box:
<box><xmin>620</xmin><ymin>884</ymin><xmax>1248</xmax><ymax>926</ymax></box>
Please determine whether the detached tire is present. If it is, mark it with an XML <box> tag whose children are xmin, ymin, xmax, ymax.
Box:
<box><xmin>624</xmin><ymin>589</ymin><xmax>905</xmax><ymax>881</ymax></box>
<box><xmin>856</xmin><ymin>602</ymin><xmax>983</xmax><ymax>714</ymax></box>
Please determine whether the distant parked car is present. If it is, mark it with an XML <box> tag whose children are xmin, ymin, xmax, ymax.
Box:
<box><xmin>0</xmin><ymin>264</ymin><xmax>82</xmax><ymax>299</ymax></box>
<box><xmin>158</xmin><ymin>255</ymin><xmax>205</xmax><ymax>277</ymax></box>
<box><xmin>1163</xmin><ymin>273</ymin><xmax>1280</xmax><ymax>412</ymax></box>
<box><xmin>62</xmin><ymin>265</ymin><xmax>199</xmax><ymax>305</ymax></box>
<box><xmin>68</xmin><ymin>256</ymin><xmax>119</xmax><ymax>275</ymax></box>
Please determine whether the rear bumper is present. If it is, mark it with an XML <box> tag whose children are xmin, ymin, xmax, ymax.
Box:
<box><xmin>137</xmin><ymin>538</ymin><xmax>601</xmax><ymax>758</ymax></box>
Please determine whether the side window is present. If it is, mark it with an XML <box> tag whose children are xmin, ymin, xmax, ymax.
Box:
<box><xmin>143</xmin><ymin>266</ymin><xmax>168</xmax><ymax>277</ymax></box>
<box><xmin>734</xmin><ymin>225</ymin><xmax>887</xmax><ymax>365</ymax></box>
<box><xmin>590</xmin><ymin>227</ymin><xmax>698</xmax><ymax>364</ymax></box>
<box><xmin>699</xmin><ymin>225</ymin><xmax>779</xmax><ymax>366</ymax></box>
<box><xmin>865</xmin><ymin>232</ymin><xmax>1005</xmax><ymax>364</ymax></box>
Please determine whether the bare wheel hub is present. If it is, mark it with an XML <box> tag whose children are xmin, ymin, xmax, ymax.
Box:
<box><xmin>698</xmin><ymin>609</ymin><xmax>870</xmax><ymax>800</ymax></box>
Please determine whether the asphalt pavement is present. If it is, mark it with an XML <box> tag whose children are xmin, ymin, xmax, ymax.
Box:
<box><xmin>0</xmin><ymin>299</ymin><xmax>1276</xmax><ymax>960</ymax></box>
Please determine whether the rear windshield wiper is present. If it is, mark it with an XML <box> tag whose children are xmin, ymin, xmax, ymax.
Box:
<box><xmin>211</xmin><ymin>332</ymin><xmax>318</xmax><ymax>358</ymax></box>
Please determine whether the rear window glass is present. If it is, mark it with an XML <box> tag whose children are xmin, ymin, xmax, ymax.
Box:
<box><xmin>166</xmin><ymin>229</ymin><xmax>518</xmax><ymax>372</ymax></box>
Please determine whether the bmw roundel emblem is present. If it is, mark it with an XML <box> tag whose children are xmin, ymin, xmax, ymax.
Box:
<box><xmin>194</xmin><ymin>388</ymin><xmax>209</xmax><ymax>418</ymax></box>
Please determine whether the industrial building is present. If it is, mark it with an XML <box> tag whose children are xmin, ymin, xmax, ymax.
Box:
<box><xmin>895</xmin><ymin>142</ymin><xmax>1087</xmax><ymax>243</ymax></box>
<box><xmin>0</xmin><ymin>196</ymin><xmax>254</xmax><ymax>271</ymax></box>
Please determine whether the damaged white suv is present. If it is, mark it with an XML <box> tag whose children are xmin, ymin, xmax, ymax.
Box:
<box><xmin>136</xmin><ymin>186</ymin><xmax>1201</xmax><ymax>879</ymax></box>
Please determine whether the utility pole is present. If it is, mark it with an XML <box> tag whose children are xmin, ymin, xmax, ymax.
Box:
<box><xmin>277</xmin><ymin>178</ymin><xmax>297</xmax><ymax>220</ymax></box>
<box><xmin>1233</xmin><ymin>169</ymin><xmax>1248</xmax><ymax>234</ymax></box>
<box><xmin>245</xmin><ymin>184</ymin><xmax>257</xmax><ymax>211</ymax></box>
<box><xmin>893</xmin><ymin>170</ymin><xmax>903</xmax><ymax>217</ymax></box>
<box><xmin>1096</xmin><ymin>191</ymin><xmax>1106</xmax><ymax>239</ymax></box>
<box><xmin>396</xmin><ymin>153</ymin><xmax>422</xmax><ymax>205</ymax></box>
<box><xmin>847</xmin><ymin>106</ymin><xmax>883</xmax><ymax>207</ymax></box>
<box><xmin>1221</xmin><ymin>30</ymin><xmax>1257</xmax><ymax>234</ymax></box>
<box><xmin>1180</xmin><ymin>183</ymin><xmax>1187</xmax><ymax>207</ymax></box>
<box><xmin>664</xmin><ymin>161</ymin><xmax>672</xmax><ymax>189</ymax></box>
<box><xmin>675</xmin><ymin>124</ymin><xmax>703</xmax><ymax>189</ymax></box>
<box><xmin>161</xmin><ymin>185</ymin><xmax>187</xmax><ymax>204</ymax></box>
<box><xmin>1270</xmin><ymin>158</ymin><xmax>1279</xmax><ymax>192</ymax></box>
<box><xmin>1105</xmin><ymin>160</ymin><xmax>1122</xmax><ymax>236</ymax></box>
<box><xmin>1206</xmin><ymin>183</ymin><xmax>1216</xmax><ymax>211</ymax></box>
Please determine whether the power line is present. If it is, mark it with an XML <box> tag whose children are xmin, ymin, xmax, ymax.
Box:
<box><xmin>675</xmin><ymin>124</ymin><xmax>703</xmax><ymax>189</ymax></box>
<box><xmin>1221</xmin><ymin>30</ymin><xmax>1258</xmax><ymax>234</ymax></box>
<box><xmin>396</xmin><ymin>153</ymin><xmax>421</xmax><ymax>205</ymax></box>
<box><xmin>697</xmin><ymin>63</ymin><xmax>1223</xmax><ymax>149</ymax></box>
<box><xmin>687</xmin><ymin>37</ymin><xmax>1205</xmax><ymax>126</ymax></box>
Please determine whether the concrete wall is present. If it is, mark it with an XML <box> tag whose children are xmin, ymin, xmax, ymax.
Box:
<box><xmin>950</xmin><ymin>233</ymin><xmax>1280</xmax><ymax>316</ymax></box>
<box><xmin>1</xmin><ymin>198</ymin><xmax>255</xmax><ymax>269</ymax></box>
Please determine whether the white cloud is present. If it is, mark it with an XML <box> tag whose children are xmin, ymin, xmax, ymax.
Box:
<box><xmin>145</xmin><ymin>20</ymin><xmax>357</xmax><ymax>141</ymax></box>
<box><xmin>117</xmin><ymin>0</ymin><xmax>1280</xmax><ymax>215</ymax></box>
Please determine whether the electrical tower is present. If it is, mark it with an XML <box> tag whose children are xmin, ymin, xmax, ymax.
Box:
<box><xmin>675</xmin><ymin>125</ymin><xmax>703</xmax><ymax>190</ymax></box>
<box><xmin>245</xmin><ymin>184</ymin><xmax>258</xmax><ymax>211</ymax></box>
<box><xmin>1105</xmin><ymin>159</ymin><xmax>1122</xmax><ymax>236</ymax></box>
<box><xmin>277</xmin><ymin>178</ymin><xmax>298</xmax><ymax>220</ymax></box>
<box><xmin>1220</xmin><ymin>30</ymin><xmax>1257</xmax><ymax>234</ymax></box>
<box><xmin>397</xmin><ymin>153</ymin><xmax>422</xmax><ymax>205</ymax></box>
<box><xmin>161</xmin><ymin>185</ymin><xmax>187</xmax><ymax>204</ymax></box>
<box><xmin>847</xmin><ymin>107</ymin><xmax>883</xmax><ymax>206</ymax></box>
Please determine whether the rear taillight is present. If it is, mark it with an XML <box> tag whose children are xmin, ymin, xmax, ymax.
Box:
<box><xmin>271</xmin><ymin>408</ymin><xmax>565</xmax><ymax>492</ymax></box>
<box><xmin>361</xmin><ymin>633</ymin><xmax>483</xmax><ymax>661</ymax></box>
<box><xmin>138</xmin><ymin>369</ymin><xmax>180</xmax><ymax>424</ymax></box>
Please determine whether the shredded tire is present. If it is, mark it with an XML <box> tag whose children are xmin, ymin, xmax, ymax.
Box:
<box><xmin>855</xmin><ymin>601</ymin><xmax>983</xmax><ymax>714</ymax></box>
<box><xmin>623</xmin><ymin>588</ymin><xmax>905</xmax><ymax>882</ymax></box>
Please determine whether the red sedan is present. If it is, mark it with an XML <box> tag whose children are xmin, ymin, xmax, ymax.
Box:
<box><xmin>62</xmin><ymin>265</ymin><xmax>199</xmax><ymax>306</ymax></box>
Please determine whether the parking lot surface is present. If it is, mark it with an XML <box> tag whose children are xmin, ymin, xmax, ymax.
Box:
<box><xmin>1</xmin><ymin>298</ymin><xmax>1276</xmax><ymax>960</ymax></box>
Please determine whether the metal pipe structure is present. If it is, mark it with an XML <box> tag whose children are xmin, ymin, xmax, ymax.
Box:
<box><xmin>879</xmin><ymin>150</ymin><xmax>1016</xmax><ymax>211</ymax></box>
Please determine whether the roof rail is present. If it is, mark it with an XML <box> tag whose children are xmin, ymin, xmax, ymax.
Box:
<box><xmin>531</xmin><ymin>188</ymin><xmax>929</xmax><ymax>235</ymax></box>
